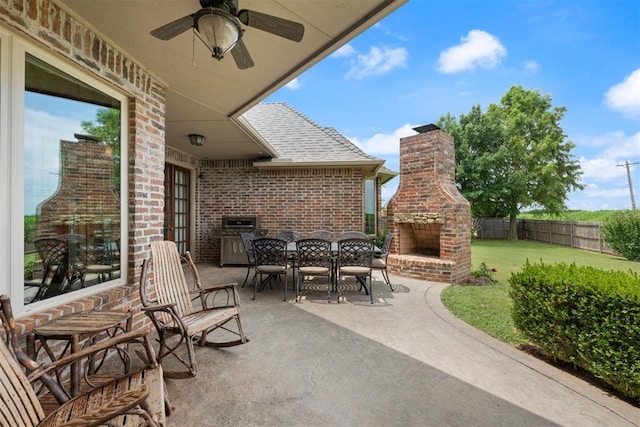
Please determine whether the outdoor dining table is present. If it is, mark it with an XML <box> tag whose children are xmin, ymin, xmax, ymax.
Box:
<box><xmin>286</xmin><ymin>240</ymin><xmax>378</xmax><ymax>294</ymax></box>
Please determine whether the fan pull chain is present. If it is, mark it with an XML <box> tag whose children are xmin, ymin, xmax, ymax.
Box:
<box><xmin>192</xmin><ymin>30</ymin><xmax>196</xmax><ymax>66</ymax></box>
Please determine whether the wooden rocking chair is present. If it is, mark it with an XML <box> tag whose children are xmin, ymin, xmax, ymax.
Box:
<box><xmin>139</xmin><ymin>241</ymin><xmax>249</xmax><ymax>379</ymax></box>
<box><xmin>0</xmin><ymin>295</ymin><xmax>163</xmax><ymax>426</ymax></box>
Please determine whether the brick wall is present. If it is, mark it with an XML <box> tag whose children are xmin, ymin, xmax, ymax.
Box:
<box><xmin>196</xmin><ymin>160</ymin><xmax>365</xmax><ymax>263</ymax></box>
<box><xmin>1</xmin><ymin>0</ymin><xmax>166</xmax><ymax>333</ymax></box>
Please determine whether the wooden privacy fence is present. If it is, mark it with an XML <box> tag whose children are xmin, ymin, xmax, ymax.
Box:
<box><xmin>476</xmin><ymin>218</ymin><xmax>618</xmax><ymax>256</ymax></box>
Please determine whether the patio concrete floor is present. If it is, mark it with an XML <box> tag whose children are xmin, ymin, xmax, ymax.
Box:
<box><xmin>163</xmin><ymin>265</ymin><xmax>639</xmax><ymax>426</ymax></box>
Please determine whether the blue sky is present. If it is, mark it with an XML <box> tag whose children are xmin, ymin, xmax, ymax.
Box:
<box><xmin>266</xmin><ymin>0</ymin><xmax>640</xmax><ymax>211</ymax></box>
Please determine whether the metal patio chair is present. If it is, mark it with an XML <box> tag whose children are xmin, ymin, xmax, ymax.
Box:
<box><xmin>140</xmin><ymin>240</ymin><xmax>249</xmax><ymax>379</ymax></box>
<box><xmin>295</xmin><ymin>238</ymin><xmax>333</xmax><ymax>302</ymax></box>
<box><xmin>275</xmin><ymin>230</ymin><xmax>302</xmax><ymax>242</ymax></box>
<box><xmin>308</xmin><ymin>230</ymin><xmax>333</xmax><ymax>241</ymax></box>
<box><xmin>372</xmin><ymin>233</ymin><xmax>394</xmax><ymax>291</ymax></box>
<box><xmin>252</xmin><ymin>237</ymin><xmax>291</xmax><ymax>301</ymax></box>
<box><xmin>275</xmin><ymin>231</ymin><xmax>302</xmax><ymax>275</ymax></box>
<box><xmin>240</xmin><ymin>232</ymin><xmax>256</xmax><ymax>288</ymax></box>
<box><xmin>339</xmin><ymin>231</ymin><xmax>368</xmax><ymax>240</ymax></box>
<box><xmin>336</xmin><ymin>238</ymin><xmax>375</xmax><ymax>304</ymax></box>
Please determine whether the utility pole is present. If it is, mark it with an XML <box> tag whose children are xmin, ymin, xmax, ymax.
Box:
<box><xmin>617</xmin><ymin>160</ymin><xmax>639</xmax><ymax>210</ymax></box>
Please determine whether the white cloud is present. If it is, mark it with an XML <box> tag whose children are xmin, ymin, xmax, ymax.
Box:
<box><xmin>284</xmin><ymin>78</ymin><xmax>301</xmax><ymax>90</ymax></box>
<box><xmin>24</xmin><ymin>108</ymin><xmax>82</xmax><ymax>214</ymax></box>
<box><xmin>524</xmin><ymin>61</ymin><xmax>539</xmax><ymax>73</ymax></box>
<box><xmin>604</xmin><ymin>68</ymin><xmax>640</xmax><ymax>118</ymax></box>
<box><xmin>333</xmin><ymin>44</ymin><xmax>408</xmax><ymax>79</ymax></box>
<box><xmin>331</xmin><ymin>44</ymin><xmax>357</xmax><ymax>58</ymax></box>
<box><xmin>571</xmin><ymin>130</ymin><xmax>640</xmax><ymax>209</ymax></box>
<box><xmin>437</xmin><ymin>30</ymin><xmax>507</xmax><ymax>74</ymax></box>
<box><xmin>577</xmin><ymin>131</ymin><xmax>640</xmax><ymax>162</ymax></box>
<box><xmin>347</xmin><ymin>123</ymin><xmax>417</xmax><ymax>155</ymax></box>
<box><xmin>579</xmin><ymin>157</ymin><xmax>626</xmax><ymax>182</ymax></box>
<box><xmin>566</xmin><ymin>185</ymin><xmax>632</xmax><ymax>211</ymax></box>
<box><xmin>578</xmin><ymin>131</ymin><xmax>640</xmax><ymax>183</ymax></box>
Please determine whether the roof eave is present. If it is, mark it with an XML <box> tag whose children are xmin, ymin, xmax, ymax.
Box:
<box><xmin>233</xmin><ymin>116</ymin><xmax>280</xmax><ymax>158</ymax></box>
<box><xmin>253</xmin><ymin>159</ymin><xmax>384</xmax><ymax>178</ymax></box>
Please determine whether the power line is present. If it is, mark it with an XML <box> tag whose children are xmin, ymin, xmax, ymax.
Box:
<box><xmin>617</xmin><ymin>160</ymin><xmax>639</xmax><ymax>210</ymax></box>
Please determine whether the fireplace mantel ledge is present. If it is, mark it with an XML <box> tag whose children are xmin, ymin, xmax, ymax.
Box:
<box><xmin>394</xmin><ymin>213</ymin><xmax>445</xmax><ymax>224</ymax></box>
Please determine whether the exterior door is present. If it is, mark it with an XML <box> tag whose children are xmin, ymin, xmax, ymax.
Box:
<box><xmin>164</xmin><ymin>163</ymin><xmax>190</xmax><ymax>254</ymax></box>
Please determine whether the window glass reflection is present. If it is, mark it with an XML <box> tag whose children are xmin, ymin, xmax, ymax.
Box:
<box><xmin>24</xmin><ymin>54</ymin><xmax>121</xmax><ymax>304</ymax></box>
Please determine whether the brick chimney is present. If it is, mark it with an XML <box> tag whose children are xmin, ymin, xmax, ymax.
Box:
<box><xmin>36</xmin><ymin>134</ymin><xmax>120</xmax><ymax>242</ymax></box>
<box><xmin>386</xmin><ymin>124</ymin><xmax>471</xmax><ymax>283</ymax></box>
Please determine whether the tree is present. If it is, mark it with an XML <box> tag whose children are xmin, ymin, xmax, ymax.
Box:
<box><xmin>81</xmin><ymin>108</ymin><xmax>121</xmax><ymax>193</ymax></box>
<box><xmin>438</xmin><ymin>85</ymin><xmax>584</xmax><ymax>239</ymax></box>
<box><xmin>437</xmin><ymin>105</ymin><xmax>510</xmax><ymax>218</ymax></box>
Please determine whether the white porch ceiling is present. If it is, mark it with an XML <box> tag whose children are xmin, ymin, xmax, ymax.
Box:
<box><xmin>59</xmin><ymin>0</ymin><xmax>407</xmax><ymax>160</ymax></box>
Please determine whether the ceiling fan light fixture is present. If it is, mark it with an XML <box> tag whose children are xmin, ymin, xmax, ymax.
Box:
<box><xmin>194</xmin><ymin>8</ymin><xmax>241</xmax><ymax>60</ymax></box>
<box><xmin>189</xmin><ymin>133</ymin><xmax>206</xmax><ymax>146</ymax></box>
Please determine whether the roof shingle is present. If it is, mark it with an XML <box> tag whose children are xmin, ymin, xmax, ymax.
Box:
<box><xmin>242</xmin><ymin>102</ymin><xmax>380</xmax><ymax>164</ymax></box>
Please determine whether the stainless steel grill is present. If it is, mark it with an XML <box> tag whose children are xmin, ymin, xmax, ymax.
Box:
<box><xmin>219</xmin><ymin>216</ymin><xmax>267</xmax><ymax>267</ymax></box>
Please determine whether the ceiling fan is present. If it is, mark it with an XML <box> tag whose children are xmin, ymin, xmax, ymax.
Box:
<box><xmin>150</xmin><ymin>0</ymin><xmax>304</xmax><ymax>69</ymax></box>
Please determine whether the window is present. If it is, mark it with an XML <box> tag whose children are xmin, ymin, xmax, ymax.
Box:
<box><xmin>20</xmin><ymin>51</ymin><xmax>126</xmax><ymax>305</ymax></box>
<box><xmin>364</xmin><ymin>179</ymin><xmax>376</xmax><ymax>235</ymax></box>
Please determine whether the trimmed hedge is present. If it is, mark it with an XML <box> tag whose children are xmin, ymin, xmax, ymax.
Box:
<box><xmin>509</xmin><ymin>261</ymin><xmax>640</xmax><ymax>401</ymax></box>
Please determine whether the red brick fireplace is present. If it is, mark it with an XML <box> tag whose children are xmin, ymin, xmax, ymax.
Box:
<box><xmin>36</xmin><ymin>134</ymin><xmax>120</xmax><ymax>241</ymax></box>
<box><xmin>386</xmin><ymin>124</ymin><xmax>471</xmax><ymax>283</ymax></box>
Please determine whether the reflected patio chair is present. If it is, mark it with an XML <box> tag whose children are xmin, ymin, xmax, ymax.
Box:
<box><xmin>240</xmin><ymin>232</ymin><xmax>256</xmax><ymax>288</ymax></box>
<box><xmin>83</xmin><ymin>240</ymin><xmax>120</xmax><ymax>285</ymax></box>
<box><xmin>372</xmin><ymin>233</ymin><xmax>394</xmax><ymax>291</ymax></box>
<box><xmin>252</xmin><ymin>237</ymin><xmax>291</xmax><ymax>301</ymax></box>
<box><xmin>339</xmin><ymin>231</ymin><xmax>368</xmax><ymax>240</ymax></box>
<box><xmin>140</xmin><ymin>240</ymin><xmax>249</xmax><ymax>379</ymax></box>
<box><xmin>308</xmin><ymin>230</ymin><xmax>333</xmax><ymax>241</ymax></box>
<box><xmin>295</xmin><ymin>238</ymin><xmax>333</xmax><ymax>302</ymax></box>
<box><xmin>31</xmin><ymin>238</ymin><xmax>66</xmax><ymax>302</ymax></box>
<box><xmin>336</xmin><ymin>238</ymin><xmax>374</xmax><ymax>304</ymax></box>
<box><xmin>32</xmin><ymin>235</ymin><xmax>86</xmax><ymax>301</ymax></box>
<box><xmin>0</xmin><ymin>294</ymin><xmax>163</xmax><ymax>426</ymax></box>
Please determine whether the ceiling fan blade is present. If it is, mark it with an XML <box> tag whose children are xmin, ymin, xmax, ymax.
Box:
<box><xmin>231</xmin><ymin>39</ymin><xmax>254</xmax><ymax>69</ymax></box>
<box><xmin>150</xmin><ymin>14</ymin><xmax>194</xmax><ymax>40</ymax></box>
<box><xmin>237</xmin><ymin>10</ymin><xmax>304</xmax><ymax>42</ymax></box>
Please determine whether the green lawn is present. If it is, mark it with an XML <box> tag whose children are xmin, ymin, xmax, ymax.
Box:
<box><xmin>441</xmin><ymin>240</ymin><xmax>640</xmax><ymax>345</ymax></box>
<box><xmin>518</xmin><ymin>210</ymin><xmax>616</xmax><ymax>222</ymax></box>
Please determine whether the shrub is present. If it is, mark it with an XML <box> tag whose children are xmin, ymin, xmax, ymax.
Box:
<box><xmin>601</xmin><ymin>209</ymin><xmax>640</xmax><ymax>261</ymax></box>
<box><xmin>471</xmin><ymin>262</ymin><xmax>494</xmax><ymax>281</ymax></box>
<box><xmin>509</xmin><ymin>261</ymin><xmax>640</xmax><ymax>401</ymax></box>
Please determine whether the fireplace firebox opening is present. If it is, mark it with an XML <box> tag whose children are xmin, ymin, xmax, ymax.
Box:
<box><xmin>397</xmin><ymin>216</ymin><xmax>443</xmax><ymax>257</ymax></box>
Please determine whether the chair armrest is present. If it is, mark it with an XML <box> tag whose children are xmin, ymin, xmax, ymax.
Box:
<box><xmin>201</xmin><ymin>282</ymin><xmax>238</xmax><ymax>292</ymax></box>
<box><xmin>141</xmin><ymin>302</ymin><xmax>177</xmax><ymax>313</ymax></box>
<box><xmin>199</xmin><ymin>282</ymin><xmax>240</xmax><ymax>308</ymax></box>
<box><xmin>141</xmin><ymin>302</ymin><xmax>188</xmax><ymax>337</ymax></box>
